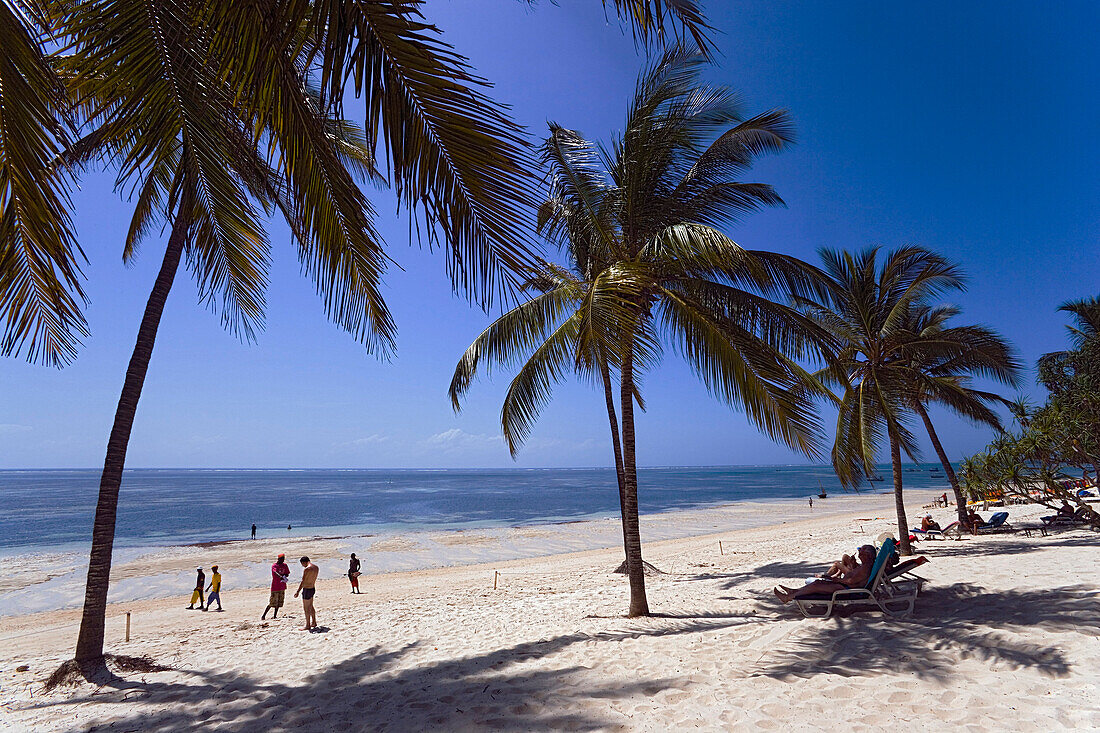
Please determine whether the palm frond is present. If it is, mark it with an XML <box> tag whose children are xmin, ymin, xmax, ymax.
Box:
<box><xmin>500</xmin><ymin>311</ymin><xmax>585</xmax><ymax>455</ymax></box>
<box><xmin>303</xmin><ymin>0</ymin><xmax>541</xmax><ymax>304</ymax></box>
<box><xmin>0</xmin><ymin>0</ymin><xmax>88</xmax><ymax>366</ymax></box>
<box><xmin>449</xmin><ymin>284</ymin><xmax>583</xmax><ymax>410</ymax></box>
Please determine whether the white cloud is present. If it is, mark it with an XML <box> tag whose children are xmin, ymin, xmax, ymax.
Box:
<box><xmin>424</xmin><ymin>428</ymin><xmax>505</xmax><ymax>453</ymax></box>
<box><xmin>333</xmin><ymin>433</ymin><xmax>390</xmax><ymax>452</ymax></box>
<box><xmin>0</xmin><ymin>424</ymin><xmax>32</xmax><ymax>434</ymax></box>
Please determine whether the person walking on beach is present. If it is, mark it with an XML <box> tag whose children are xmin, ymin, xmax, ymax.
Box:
<box><xmin>205</xmin><ymin>565</ymin><xmax>223</xmax><ymax>611</ymax></box>
<box><xmin>295</xmin><ymin>556</ymin><xmax>320</xmax><ymax>631</ymax></box>
<box><xmin>188</xmin><ymin>567</ymin><xmax>206</xmax><ymax>610</ymax></box>
<box><xmin>251</xmin><ymin>524</ymin><xmax>257</xmax><ymax>540</ymax></box>
<box><xmin>348</xmin><ymin>553</ymin><xmax>361</xmax><ymax>594</ymax></box>
<box><xmin>261</xmin><ymin>553</ymin><xmax>291</xmax><ymax>620</ymax></box>
<box><xmin>808</xmin><ymin>497</ymin><xmax>813</xmax><ymax>510</ymax></box>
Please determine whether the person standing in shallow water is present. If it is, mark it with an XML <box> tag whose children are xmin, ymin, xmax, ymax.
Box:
<box><xmin>251</xmin><ymin>524</ymin><xmax>257</xmax><ymax>540</ymax></box>
<box><xmin>188</xmin><ymin>567</ymin><xmax>205</xmax><ymax>610</ymax></box>
<box><xmin>261</xmin><ymin>553</ymin><xmax>291</xmax><ymax>620</ymax></box>
<box><xmin>348</xmin><ymin>553</ymin><xmax>361</xmax><ymax>594</ymax></box>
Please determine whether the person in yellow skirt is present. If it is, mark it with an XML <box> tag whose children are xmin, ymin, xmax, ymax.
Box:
<box><xmin>187</xmin><ymin>567</ymin><xmax>205</xmax><ymax>610</ymax></box>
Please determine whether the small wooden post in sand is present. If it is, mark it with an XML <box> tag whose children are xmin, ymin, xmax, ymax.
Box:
<box><xmin>719</xmin><ymin>541</ymin><xmax>724</xmax><ymax>555</ymax></box>
<box><xmin>493</xmin><ymin>571</ymin><xmax>499</xmax><ymax>590</ymax></box>
<box><xmin>125</xmin><ymin>612</ymin><xmax>131</xmax><ymax>642</ymax></box>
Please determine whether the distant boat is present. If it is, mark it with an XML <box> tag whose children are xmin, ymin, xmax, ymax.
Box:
<box><xmin>868</xmin><ymin>475</ymin><xmax>885</xmax><ymax>482</ymax></box>
<box><xmin>817</xmin><ymin>481</ymin><xmax>827</xmax><ymax>499</ymax></box>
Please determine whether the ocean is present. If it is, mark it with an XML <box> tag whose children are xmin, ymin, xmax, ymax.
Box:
<box><xmin>0</xmin><ymin>465</ymin><xmax>954</xmax><ymax>552</ymax></box>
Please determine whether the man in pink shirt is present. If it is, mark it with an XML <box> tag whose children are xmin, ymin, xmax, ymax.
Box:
<box><xmin>261</xmin><ymin>553</ymin><xmax>291</xmax><ymax>620</ymax></box>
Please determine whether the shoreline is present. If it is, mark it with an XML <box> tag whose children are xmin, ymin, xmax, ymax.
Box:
<box><xmin>0</xmin><ymin>489</ymin><xmax>908</xmax><ymax>618</ymax></box>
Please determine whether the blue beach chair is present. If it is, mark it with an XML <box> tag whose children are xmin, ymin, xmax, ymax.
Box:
<box><xmin>792</xmin><ymin>539</ymin><xmax>919</xmax><ymax>619</ymax></box>
<box><xmin>974</xmin><ymin>511</ymin><xmax>1014</xmax><ymax>534</ymax></box>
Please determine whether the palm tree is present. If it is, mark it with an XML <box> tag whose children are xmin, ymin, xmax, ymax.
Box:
<box><xmin>897</xmin><ymin>303</ymin><xmax>1021</xmax><ymax>526</ymax></box>
<box><xmin>58</xmin><ymin>1</ymin><xmax>408</xmax><ymax>667</ymax></box>
<box><xmin>450</xmin><ymin>48</ymin><xmax>827</xmax><ymax>616</ymax></box>
<box><xmin>797</xmin><ymin>246</ymin><xmax>967</xmax><ymax>555</ymax></box>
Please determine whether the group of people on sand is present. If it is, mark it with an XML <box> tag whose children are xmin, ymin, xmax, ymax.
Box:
<box><xmin>186</xmin><ymin>547</ymin><xmax>364</xmax><ymax>629</ymax></box>
<box><xmin>186</xmin><ymin>566</ymin><xmax>222</xmax><ymax>611</ymax></box>
<box><xmin>260</xmin><ymin>553</ymin><xmax>321</xmax><ymax>630</ymax></box>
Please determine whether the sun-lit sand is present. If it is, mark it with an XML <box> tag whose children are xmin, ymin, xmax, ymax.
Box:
<box><xmin>2</xmin><ymin>489</ymin><xmax>1098</xmax><ymax>731</ymax></box>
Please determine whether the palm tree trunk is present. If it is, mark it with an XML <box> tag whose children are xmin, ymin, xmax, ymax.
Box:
<box><xmin>618</xmin><ymin>338</ymin><xmax>650</xmax><ymax>617</ymax></box>
<box><xmin>888</xmin><ymin>426</ymin><xmax>912</xmax><ymax>555</ymax></box>
<box><xmin>74</xmin><ymin>211</ymin><xmax>188</xmax><ymax>663</ymax></box>
<box><xmin>599</xmin><ymin>360</ymin><xmax>629</xmax><ymax>564</ymax></box>
<box><xmin>913</xmin><ymin>401</ymin><xmax>967</xmax><ymax>526</ymax></box>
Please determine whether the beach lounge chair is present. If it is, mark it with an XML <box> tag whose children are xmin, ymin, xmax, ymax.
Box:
<box><xmin>911</xmin><ymin>521</ymin><xmax>963</xmax><ymax>541</ymax></box>
<box><xmin>792</xmin><ymin>539</ymin><xmax>919</xmax><ymax>619</ymax></box>
<box><xmin>883</xmin><ymin>556</ymin><xmax>930</xmax><ymax>594</ymax></box>
<box><xmin>974</xmin><ymin>511</ymin><xmax>1014</xmax><ymax>534</ymax></box>
<box><xmin>1040</xmin><ymin>514</ymin><xmax>1085</xmax><ymax>527</ymax></box>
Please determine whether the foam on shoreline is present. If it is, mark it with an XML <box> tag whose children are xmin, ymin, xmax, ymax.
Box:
<box><xmin>0</xmin><ymin>491</ymin><xmax>890</xmax><ymax>616</ymax></box>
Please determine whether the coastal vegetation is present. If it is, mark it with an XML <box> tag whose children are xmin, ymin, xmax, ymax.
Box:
<box><xmin>1</xmin><ymin>0</ymin><xmax>702</xmax><ymax>672</ymax></box>
<box><xmin>450</xmin><ymin>48</ymin><xmax>828</xmax><ymax>616</ymax></box>
<box><xmin>960</xmin><ymin>297</ymin><xmax>1100</xmax><ymax>524</ymax></box>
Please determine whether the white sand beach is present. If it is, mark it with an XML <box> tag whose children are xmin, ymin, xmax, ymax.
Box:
<box><xmin>2</xmin><ymin>489</ymin><xmax>1098</xmax><ymax>731</ymax></box>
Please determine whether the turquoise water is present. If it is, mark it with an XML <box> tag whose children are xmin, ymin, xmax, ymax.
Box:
<box><xmin>0</xmin><ymin>465</ymin><xmax>952</xmax><ymax>551</ymax></box>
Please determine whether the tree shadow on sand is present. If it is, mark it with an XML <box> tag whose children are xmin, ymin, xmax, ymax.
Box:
<box><xmin>915</xmin><ymin>531</ymin><xmax>1100</xmax><ymax>560</ymax></box>
<box><xmin>753</xmin><ymin>583</ymin><xmax>1099</xmax><ymax>683</ymax></box>
<box><xmin>671</xmin><ymin>561</ymin><xmax>824</xmax><ymax>592</ymax></box>
<box><xmin>28</xmin><ymin>619</ymin><xmax>759</xmax><ymax>732</ymax></box>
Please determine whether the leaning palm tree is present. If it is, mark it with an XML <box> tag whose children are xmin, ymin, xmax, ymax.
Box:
<box><xmin>797</xmin><ymin>246</ymin><xmax>967</xmax><ymax>555</ymax></box>
<box><xmin>896</xmin><ymin>303</ymin><xmax>1021</xmax><ymax>526</ymax></box>
<box><xmin>451</xmin><ymin>48</ymin><xmax>827</xmax><ymax>616</ymax></box>
<box><xmin>57</xmin><ymin>2</ymin><xmax>405</xmax><ymax>668</ymax></box>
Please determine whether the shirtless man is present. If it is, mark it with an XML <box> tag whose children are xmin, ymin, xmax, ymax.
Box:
<box><xmin>773</xmin><ymin>544</ymin><xmax>877</xmax><ymax>603</ymax></box>
<box><xmin>294</xmin><ymin>556</ymin><xmax>320</xmax><ymax>631</ymax></box>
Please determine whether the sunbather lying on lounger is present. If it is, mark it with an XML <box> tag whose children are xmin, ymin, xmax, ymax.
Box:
<box><xmin>773</xmin><ymin>545</ymin><xmax>877</xmax><ymax>603</ymax></box>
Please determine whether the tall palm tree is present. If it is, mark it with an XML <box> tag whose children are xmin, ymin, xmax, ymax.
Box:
<box><xmin>797</xmin><ymin>246</ymin><xmax>966</xmax><ymax>555</ymax></box>
<box><xmin>58</xmin><ymin>1</ymin><xmax>405</xmax><ymax>666</ymax></box>
<box><xmin>897</xmin><ymin>303</ymin><xmax>1021</xmax><ymax>526</ymax></box>
<box><xmin>450</xmin><ymin>48</ymin><xmax>827</xmax><ymax>617</ymax></box>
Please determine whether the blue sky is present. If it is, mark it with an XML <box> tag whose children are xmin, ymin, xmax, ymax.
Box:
<box><xmin>2</xmin><ymin>1</ymin><xmax>1097</xmax><ymax>469</ymax></box>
